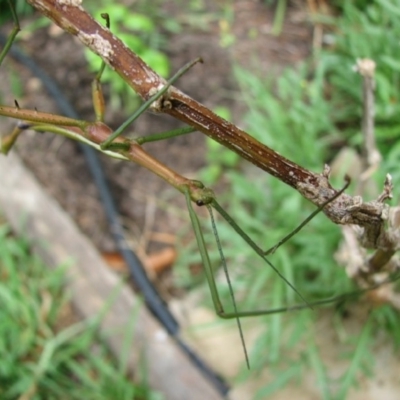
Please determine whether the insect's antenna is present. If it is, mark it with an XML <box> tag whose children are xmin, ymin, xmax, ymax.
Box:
<box><xmin>212</xmin><ymin>199</ymin><xmax>312</xmax><ymax>308</ymax></box>
<box><xmin>265</xmin><ymin>175</ymin><xmax>351</xmax><ymax>256</ymax></box>
<box><xmin>206</xmin><ymin>204</ymin><xmax>250</xmax><ymax>369</ymax></box>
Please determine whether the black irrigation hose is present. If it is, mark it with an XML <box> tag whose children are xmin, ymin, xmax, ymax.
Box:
<box><xmin>0</xmin><ymin>33</ymin><xmax>229</xmax><ymax>396</ymax></box>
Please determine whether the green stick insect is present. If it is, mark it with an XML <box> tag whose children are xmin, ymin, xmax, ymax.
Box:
<box><xmin>1</xmin><ymin>1</ymin><xmax>398</xmax><ymax>368</ymax></box>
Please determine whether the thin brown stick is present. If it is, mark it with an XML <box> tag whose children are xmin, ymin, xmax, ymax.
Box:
<box><xmin>355</xmin><ymin>59</ymin><xmax>381</xmax><ymax>176</ymax></box>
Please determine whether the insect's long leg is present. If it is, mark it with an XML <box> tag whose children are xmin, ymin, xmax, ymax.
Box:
<box><xmin>208</xmin><ymin>204</ymin><xmax>250</xmax><ymax>364</ymax></box>
<box><xmin>0</xmin><ymin>0</ymin><xmax>20</xmax><ymax>67</ymax></box>
<box><xmin>264</xmin><ymin>176</ymin><xmax>351</xmax><ymax>256</ymax></box>
<box><xmin>211</xmin><ymin>198</ymin><xmax>311</xmax><ymax>307</ymax></box>
<box><xmin>100</xmin><ymin>57</ymin><xmax>202</xmax><ymax>149</ymax></box>
<box><xmin>135</xmin><ymin>126</ymin><xmax>196</xmax><ymax>145</ymax></box>
<box><xmin>184</xmin><ymin>188</ymin><xmax>250</xmax><ymax>368</ymax></box>
<box><xmin>190</xmin><ymin>189</ymin><xmax>400</xmax><ymax>318</ymax></box>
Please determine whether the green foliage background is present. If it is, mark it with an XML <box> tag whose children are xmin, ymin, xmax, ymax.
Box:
<box><xmin>175</xmin><ymin>1</ymin><xmax>400</xmax><ymax>398</ymax></box>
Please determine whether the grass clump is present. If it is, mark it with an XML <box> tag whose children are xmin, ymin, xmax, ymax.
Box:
<box><xmin>0</xmin><ymin>222</ymin><xmax>160</xmax><ymax>400</ymax></box>
<box><xmin>176</xmin><ymin>1</ymin><xmax>400</xmax><ymax>398</ymax></box>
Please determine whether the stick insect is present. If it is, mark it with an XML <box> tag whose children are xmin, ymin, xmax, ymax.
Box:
<box><xmin>1</xmin><ymin>1</ymin><xmax>399</xmax><ymax>368</ymax></box>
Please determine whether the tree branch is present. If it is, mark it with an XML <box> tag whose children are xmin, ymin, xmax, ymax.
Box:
<box><xmin>23</xmin><ymin>0</ymin><xmax>397</xmax><ymax>254</ymax></box>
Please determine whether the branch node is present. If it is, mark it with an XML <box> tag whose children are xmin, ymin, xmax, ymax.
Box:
<box><xmin>377</xmin><ymin>173</ymin><xmax>393</xmax><ymax>203</ymax></box>
<box><xmin>322</xmin><ymin>164</ymin><xmax>331</xmax><ymax>178</ymax></box>
<box><xmin>353</xmin><ymin>58</ymin><xmax>376</xmax><ymax>78</ymax></box>
<box><xmin>148</xmin><ymin>85</ymin><xmax>172</xmax><ymax>112</ymax></box>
